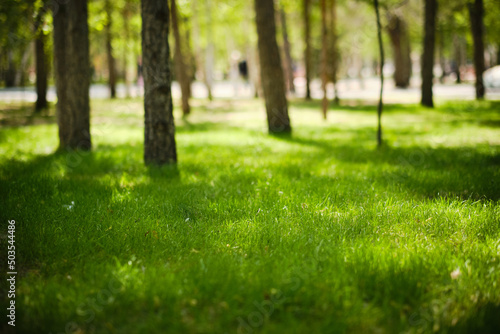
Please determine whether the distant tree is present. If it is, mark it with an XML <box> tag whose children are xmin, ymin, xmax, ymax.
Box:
<box><xmin>374</xmin><ymin>0</ymin><xmax>384</xmax><ymax>147</ymax></box>
<box><xmin>468</xmin><ymin>0</ymin><xmax>485</xmax><ymax>99</ymax></box>
<box><xmin>255</xmin><ymin>0</ymin><xmax>291</xmax><ymax>133</ymax></box>
<box><xmin>303</xmin><ymin>0</ymin><xmax>312</xmax><ymax>100</ymax></box>
<box><xmin>141</xmin><ymin>0</ymin><xmax>177</xmax><ymax>165</ymax></box>
<box><xmin>53</xmin><ymin>0</ymin><xmax>91</xmax><ymax>150</ymax></box>
<box><xmin>387</xmin><ymin>10</ymin><xmax>412</xmax><ymax>88</ymax></box>
<box><xmin>421</xmin><ymin>0</ymin><xmax>438</xmax><ymax>107</ymax></box>
<box><xmin>321</xmin><ymin>0</ymin><xmax>328</xmax><ymax>119</ymax></box>
<box><xmin>329</xmin><ymin>0</ymin><xmax>339</xmax><ymax>104</ymax></box>
<box><xmin>104</xmin><ymin>0</ymin><xmax>117</xmax><ymax>99</ymax></box>
<box><xmin>171</xmin><ymin>0</ymin><xmax>191</xmax><ymax>116</ymax></box>
<box><xmin>279</xmin><ymin>4</ymin><xmax>295</xmax><ymax>94</ymax></box>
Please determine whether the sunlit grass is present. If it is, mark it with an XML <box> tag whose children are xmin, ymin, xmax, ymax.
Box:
<box><xmin>1</xmin><ymin>98</ymin><xmax>499</xmax><ymax>333</ymax></box>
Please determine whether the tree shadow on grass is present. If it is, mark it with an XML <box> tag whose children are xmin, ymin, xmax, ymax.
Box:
<box><xmin>272</xmin><ymin>133</ymin><xmax>500</xmax><ymax>201</ymax></box>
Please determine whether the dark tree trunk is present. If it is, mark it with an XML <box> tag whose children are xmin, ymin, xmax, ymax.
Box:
<box><xmin>279</xmin><ymin>7</ymin><xmax>295</xmax><ymax>94</ymax></box>
<box><xmin>468</xmin><ymin>0</ymin><xmax>485</xmax><ymax>99</ymax></box>
<box><xmin>303</xmin><ymin>0</ymin><xmax>312</xmax><ymax>100</ymax></box>
<box><xmin>5</xmin><ymin>52</ymin><xmax>16</xmax><ymax>87</ymax></box>
<box><xmin>374</xmin><ymin>0</ymin><xmax>384</xmax><ymax>147</ymax></box>
<box><xmin>421</xmin><ymin>0</ymin><xmax>437</xmax><ymax>108</ymax></box>
<box><xmin>387</xmin><ymin>13</ymin><xmax>412</xmax><ymax>88</ymax></box>
<box><xmin>320</xmin><ymin>0</ymin><xmax>328</xmax><ymax>119</ymax></box>
<box><xmin>105</xmin><ymin>0</ymin><xmax>117</xmax><ymax>99</ymax></box>
<box><xmin>35</xmin><ymin>33</ymin><xmax>48</xmax><ymax>111</ymax></box>
<box><xmin>53</xmin><ymin>0</ymin><xmax>91</xmax><ymax>150</ymax></box>
<box><xmin>142</xmin><ymin>0</ymin><xmax>177</xmax><ymax>165</ymax></box>
<box><xmin>453</xmin><ymin>35</ymin><xmax>465</xmax><ymax>84</ymax></box>
<box><xmin>255</xmin><ymin>0</ymin><xmax>291</xmax><ymax>134</ymax></box>
<box><xmin>171</xmin><ymin>0</ymin><xmax>191</xmax><ymax>116</ymax></box>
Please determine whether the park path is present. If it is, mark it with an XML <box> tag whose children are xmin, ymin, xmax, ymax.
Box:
<box><xmin>1</xmin><ymin>77</ymin><xmax>499</xmax><ymax>104</ymax></box>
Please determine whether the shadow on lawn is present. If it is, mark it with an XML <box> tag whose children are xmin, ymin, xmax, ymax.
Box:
<box><xmin>273</xmin><ymin>133</ymin><xmax>500</xmax><ymax>201</ymax></box>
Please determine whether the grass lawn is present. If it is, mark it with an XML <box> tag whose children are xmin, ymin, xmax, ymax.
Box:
<box><xmin>1</xmin><ymin>98</ymin><xmax>500</xmax><ymax>333</ymax></box>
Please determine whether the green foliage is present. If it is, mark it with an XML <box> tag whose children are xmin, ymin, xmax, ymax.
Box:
<box><xmin>1</xmin><ymin>98</ymin><xmax>500</xmax><ymax>333</ymax></box>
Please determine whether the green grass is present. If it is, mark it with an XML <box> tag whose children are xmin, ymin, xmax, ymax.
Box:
<box><xmin>1</xmin><ymin>98</ymin><xmax>500</xmax><ymax>333</ymax></box>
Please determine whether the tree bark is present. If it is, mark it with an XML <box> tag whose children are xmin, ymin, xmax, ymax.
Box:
<box><xmin>468</xmin><ymin>0</ymin><xmax>485</xmax><ymax>99</ymax></box>
<box><xmin>374</xmin><ymin>0</ymin><xmax>384</xmax><ymax>147</ymax></box>
<box><xmin>105</xmin><ymin>0</ymin><xmax>117</xmax><ymax>99</ymax></box>
<box><xmin>53</xmin><ymin>0</ymin><xmax>91</xmax><ymax>150</ymax></box>
<box><xmin>280</xmin><ymin>6</ymin><xmax>295</xmax><ymax>94</ymax></box>
<box><xmin>171</xmin><ymin>0</ymin><xmax>191</xmax><ymax>115</ymax></box>
<box><xmin>142</xmin><ymin>0</ymin><xmax>177</xmax><ymax>165</ymax></box>
<box><xmin>35</xmin><ymin>33</ymin><xmax>48</xmax><ymax>111</ymax></box>
<box><xmin>421</xmin><ymin>0</ymin><xmax>437</xmax><ymax>108</ymax></box>
<box><xmin>303</xmin><ymin>0</ymin><xmax>312</xmax><ymax>100</ymax></box>
<box><xmin>387</xmin><ymin>12</ymin><xmax>412</xmax><ymax>88</ymax></box>
<box><xmin>321</xmin><ymin>0</ymin><xmax>328</xmax><ymax>119</ymax></box>
<box><xmin>255</xmin><ymin>0</ymin><xmax>291</xmax><ymax>134</ymax></box>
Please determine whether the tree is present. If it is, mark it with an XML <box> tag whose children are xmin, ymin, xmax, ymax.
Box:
<box><xmin>104</xmin><ymin>0</ymin><xmax>117</xmax><ymax>99</ymax></box>
<box><xmin>34</xmin><ymin>1</ymin><xmax>50</xmax><ymax>112</ymax></box>
<box><xmin>171</xmin><ymin>0</ymin><xmax>191</xmax><ymax>116</ymax></box>
<box><xmin>53</xmin><ymin>0</ymin><xmax>91</xmax><ymax>150</ymax></box>
<box><xmin>329</xmin><ymin>0</ymin><xmax>339</xmax><ymax>104</ymax></box>
<box><xmin>321</xmin><ymin>0</ymin><xmax>328</xmax><ymax>119</ymax></box>
<box><xmin>374</xmin><ymin>0</ymin><xmax>384</xmax><ymax>147</ymax></box>
<box><xmin>421</xmin><ymin>0</ymin><xmax>438</xmax><ymax>108</ymax></box>
<box><xmin>387</xmin><ymin>11</ymin><xmax>412</xmax><ymax>88</ymax></box>
<box><xmin>141</xmin><ymin>0</ymin><xmax>177</xmax><ymax>165</ymax></box>
<box><xmin>303</xmin><ymin>0</ymin><xmax>312</xmax><ymax>100</ymax></box>
<box><xmin>279</xmin><ymin>5</ymin><xmax>295</xmax><ymax>94</ymax></box>
<box><xmin>468</xmin><ymin>0</ymin><xmax>485</xmax><ymax>99</ymax></box>
<box><xmin>255</xmin><ymin>0</ymin><xmax>291</xmax><ymax>134</ymax></box>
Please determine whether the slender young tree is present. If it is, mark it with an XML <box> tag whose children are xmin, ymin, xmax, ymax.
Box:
<box><xmin>374</xmin><ymin>0</ymin><xmax>384</xmax><ymax>147</ymax></box>
<box><xmin>421</xmin><ymin>0</ymin><xmax>438</xmax><ymax>108</ymax></box>
<box><xmin>303</xmin><ymin>0</ymin><xmax>312</xmax><ymax>100</ymax></box>
<box><xmin>53</xmin><ymin>0</ymin><xmax>91</xmax><ymax>150</ymax></box>
<box><xmin>141</xmin><ymin>0</ymin><xmax>177</xmax><ymax>165</ymax></box>
<box><xmin>255</xmin><ymin>0</ymin><xmax>291</xmax><ymax>133</ymax></box>
<box><xmin>104</xmin><ymin>0</ymin><xmax>116</xmax><ymax>99</ymax></box>
<box><xmin>468</xmin><ymin>0</ymin><xmax>485</xmax><ymax>99</ymax></box>
<box><xmin>171</xmin><ymin>0</ymin><xmax>191</xmax><ymax>115</ymax></box>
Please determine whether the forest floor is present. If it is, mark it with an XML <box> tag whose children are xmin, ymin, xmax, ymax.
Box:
<box><xmin>1</xmin><ymin>98</ymin><xmax>500</xmax><ymax>333</ymax></box>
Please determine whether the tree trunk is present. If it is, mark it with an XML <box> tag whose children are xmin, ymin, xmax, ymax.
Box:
<box><xmin>374</xmin><ymin>0</ymin><xmax>384</xmax><ymax>147</ymax></box>
<box><xmin>141</xmin><ymin>0</ymin><xmax>177</xmax><ymax>165</ymax></box>
<box><xmin>329</xmin><ymin>0</ymin><xmax>339</xmax><ymax>104</ymax></box>
<box><xmin>303</xmin><ymin>0</ymin><xmax>312</xmax><ymax>100</ymax></box>
<box><xmin>387</xmin><ymin>12</ymin><xmax>412</xmax><ymax>88</ymax></box>
<box><xmin>122</xmin><ymin>0</ymin><xmax>132</xmax><ymax>98</ymax></box>
<box><xmin>35</xmin><ymin>33</ymin><xmax>48</xmax><ymax>111</ymax></box>
<box><xmin>468</xmin><ymin>0</ymin><xmax>485</xmax><ymax>99</ymax></box>
<box><xmin>53</xmin><ymin>0</ymin><xmax>91</xmax><ymax>150</ymax></box>
<box><xmin>421</xmin><ymin>0</ymin><xmax>437</xmax><ymax>108</ymax></box>
<box><xmin>205</xmin><ymin>0</ymin><xmax>214</xmax><ymax>101</ymax></box>
<box><xmin>321</xmin><ymin>0</ymin><xmax>328</xmax><ymax>119</ymax></box>
<box><xmin>171</xmin><ymin>0</ymin><xmax>191</xmax><ymax>115</ymax></box>
<box><xmin>5</xmin><ymin>52</ymin><xmax>16</xmax><ymax>87</ymax></box>
<box><xmin>105</xmin><ymin>0</ymin><xmax>116</xmax><ymax>99</ymax></box>
<box><xmin>255</xmin><ymin>0</ymin><xmax>291</xmax><ymax>134</ymax></box>
<box><xmin>280</xmin><ymin>6</ymin><xmax>295</xmax><ymax>94</ymax></box>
